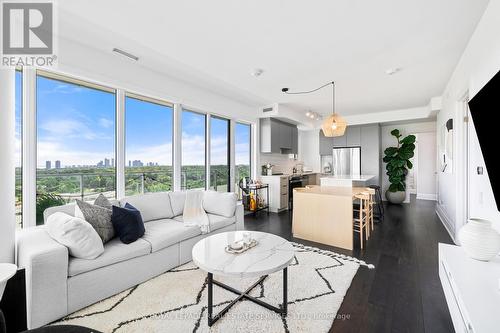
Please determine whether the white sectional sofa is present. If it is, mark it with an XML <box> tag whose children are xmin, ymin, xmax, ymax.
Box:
<box><xmin>16</xmin><ymin>191</ymin><xmax>244</xmax><ymax>329</ymax></box>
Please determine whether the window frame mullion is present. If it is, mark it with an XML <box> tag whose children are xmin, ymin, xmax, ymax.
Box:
<box><xmin>22</xmin><ymin>68</ymin><xmax>37</xmax><ymax>228</ymax></box>
<box><xmin>116</xmin><ymin>89</ymin><xmax>125</xmax><ymax>199</ymax></box>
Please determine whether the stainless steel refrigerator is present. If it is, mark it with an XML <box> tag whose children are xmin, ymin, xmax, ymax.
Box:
<box><xmin>332</xmin><ymin>147</ymin><xmax>361</xmax><ymax>176</ymax></box>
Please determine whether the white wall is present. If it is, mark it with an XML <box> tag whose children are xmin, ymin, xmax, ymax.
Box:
<box><xmin>381</xmin><ymin>121</ymin><xmax>436</xmax><ymax>202</ymax></box>
<box><xmin>0</xmin><ymin>69</ymin><xmax>16</xmax><ymax>263</ymax></box>
<box><xmin>53</xmin><ymin>37</ymin><xmax>258</xmax><ymax>123</ymax></box>
<box><xmin>467</xmin><ymin>116</ymin><xmax>499</xmax><ymax>231</ymax></box>
<box><xmin>437</xmin><ymin>0</ymin><xmax>500</xmax><ymax>240</ymax></box>
<box><xmin>259</xmin><ymin>154</ymin><xmax>301</xmax><ymax>175</ymax></box>
<box><xmin>416</xmin><ymin>132</ymin><xmax>437</xmax><ymax>200</ymax></box>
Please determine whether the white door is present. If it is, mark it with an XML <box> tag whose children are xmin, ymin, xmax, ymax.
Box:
<box><xmin>416</xmin><ymin>132</ymin><xmax>437</xmax><ymax>200</ymax></box>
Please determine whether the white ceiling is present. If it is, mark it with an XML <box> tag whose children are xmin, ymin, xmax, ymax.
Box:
<box><xmin>56</xmin><ymin>0</ymin><xmax>489</xmax><ymax>117</ymax></box>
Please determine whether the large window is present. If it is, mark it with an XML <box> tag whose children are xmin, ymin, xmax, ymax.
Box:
<box><xmin>210</xmin><ymin>116</ymin><xmax>230</xmax><ymax>192</ymax></box>
<box><xmin>36</xmin><ymin>73</ymin><xmax>116</xmax><ymax>225</ymax></box>
<box><xmin>181</xmin><ymin>110</ymin><xmax>206</xmax><ymax>190</ymax></box>
<box><xmin>125</xmin><ymin>95</ymin><xmax>173</xmax><ymax>195</ymax></box>
<box><xmin>235</xmin><ymin>122</ymin><xmax>251</xmax><ymax>195</ymax></box>
<box><xmin>15</xmin><ymin>69</ymin><xmax>256</xmax><ymax>228</ymax></box>
<box><xmin>15</xmin><ymin>70</ymin><xmax>22</xmax><ymax>229</ymax></box>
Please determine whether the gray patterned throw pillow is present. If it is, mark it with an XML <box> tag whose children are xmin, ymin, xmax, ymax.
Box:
<box><xmin>94</xmin><ymin>193</ymin><xmax>112</xmax><ymax>210</ymax></box>
<box><xmin>75</xmin><ymin>199</ymin><xmax>114</xmax><ymax>243</ymax></box>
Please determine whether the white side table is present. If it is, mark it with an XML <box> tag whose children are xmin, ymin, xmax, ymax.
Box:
<box><xmin>0</xmin><ymin>264</ymin><xmax>17</xmax><ymax>333</ymax></box>
<box><xmin>192</xmin><ymin>231</ymin><xmax>294</xmax><ymax>327</ymax></box>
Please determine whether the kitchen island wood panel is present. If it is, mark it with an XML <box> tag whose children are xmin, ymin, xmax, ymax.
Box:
<box><xmin>292</xmin><ymin>186</ymin><xmax>354</xmax><ymax>250</ymax></box>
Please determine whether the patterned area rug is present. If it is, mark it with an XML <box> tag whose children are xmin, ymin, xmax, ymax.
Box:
<box><xmin>55</xmin><ymin>243</ymin><xmax>374</xmax><ymax>333</ymax></box>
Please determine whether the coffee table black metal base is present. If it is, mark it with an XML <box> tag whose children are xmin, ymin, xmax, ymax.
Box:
<box><xmin>207</xmin><ymin>267</ymin><xmax>288</xmax><ymax>327</ymax></box>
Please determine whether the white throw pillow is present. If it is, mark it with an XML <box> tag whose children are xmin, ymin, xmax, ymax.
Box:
<box><xmin>46</xmin><ymin>212</ymin><xmax>104</xmax><ymax>259</ymax></box>
<box><xmin>203</xmin><ymin>191</ymin><xmax>237</xmax><ymax>218</ymax></box>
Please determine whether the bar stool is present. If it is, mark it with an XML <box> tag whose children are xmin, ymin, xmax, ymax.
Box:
<box><xmin>368</xmin><ymin>185</ymin><xmax>384</xmax><ymax>221</ymax></box>
<box><xmin>363</xmin><ymin>188</ymin><xmax>376</xmax><ymax>235</ymax></box>
<box><xmin>353</xmin><ymin>193</ymin><xmax>370</xmax><ymax>249</ymax></box>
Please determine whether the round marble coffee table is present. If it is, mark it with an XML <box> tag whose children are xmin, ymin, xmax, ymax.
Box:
<box><xmin>192</xmin><ymin>231</ymin><xmax>294</xmax><ymax>327</ymax></box>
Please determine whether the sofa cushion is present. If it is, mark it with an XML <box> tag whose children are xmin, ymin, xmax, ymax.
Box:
<box><xmin>141</xmin><ymin>219</ymin><xmax>201</xmax><ymax>252</ymax></box>
<box><xmin>203</xmin><ymin>191</ymin><xmax>237</xmax><ymax>218</ymax></box>
<box><xmin>174</xmin><ymin>214</ymin><xmax>236</xmax><ymax>232</ymax></box>
<box><xmin>120</xmin><ymin>192</ymin><xmax>174</xmax><ymax>222</ymax></box>
<box><xmin>168</xmin><ymin>191</ymin><xmax>186</xmax><ymax>216</ymax></box>
<box><xmin>68</xmin><ymin>238</ymin><xmax>151</xmax><ymax>277</ymax></box>
<box><xmin>208</xmin><ymin>214</ymin><xmax>236</xmax><ymax>231</ymax></box>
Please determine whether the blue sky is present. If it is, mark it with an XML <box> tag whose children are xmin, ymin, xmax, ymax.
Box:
<box><xmin>36</xmin><ymin>75</ymin><xmax>115</xmax><ymax>167</ymax></box>
<box><xmin>17</xmin><ymin>74</ymin><xmax>251</xmax><ymax>168</ymax></box>
<box><xmin>126</xmin><ymin>96</ymin><xmax>173</xmax><ymax>166</ymax></box>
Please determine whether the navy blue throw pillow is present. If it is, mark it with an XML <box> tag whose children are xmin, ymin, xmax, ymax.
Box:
<box><xmin>111</xmin><ymin>203</ymin><xmax>145</xmax><ymax>244</ymax></box>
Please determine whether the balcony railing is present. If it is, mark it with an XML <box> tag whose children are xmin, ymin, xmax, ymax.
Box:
<box><xmin>35</xmin><ymin>171</ymin><xmax>173</xmax><ymax>202</ymax></box>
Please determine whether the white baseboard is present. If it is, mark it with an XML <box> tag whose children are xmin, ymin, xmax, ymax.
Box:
<box><xmin>436</xmin><ymin>204</ymin><xmax>457</xmax><ymax>244</ymax></box>
<box><xmin>417</xmin><ymin>193</ymin><xmax>437</xmax><ymax>201</ymax></box>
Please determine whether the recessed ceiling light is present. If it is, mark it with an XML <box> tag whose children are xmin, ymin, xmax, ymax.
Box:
<box><xmin>386</xmin><ymin>67</ymin><xmax>402</xmax><ymax>75</ymax></box>
<box><xmin>251</xmin><ymin>68</ymin><xmax>264</xmax><ymax>77</ymax></box>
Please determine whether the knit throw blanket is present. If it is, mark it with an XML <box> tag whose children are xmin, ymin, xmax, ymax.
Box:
<box><xmin>183</xmin><ymin>190</ymin><xmax>210</xmax><ymax>234</ymax></box>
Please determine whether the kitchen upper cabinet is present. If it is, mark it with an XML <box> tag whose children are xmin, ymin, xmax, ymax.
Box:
<box><xmin>332</xmin><ymin>134</ymin><xmax>347</xmax><ymax>147</ymax></box>
<box><xmin>279</xmin><ymin>122</ymin><xmax>292</xmax><ymax>150</ymax></box>
<box><xmin>291</xmin><ymin>126</ymin><xmax>298</xmax><ymax>154</ymax></box>
<box><xmin>260</xmin><ymin>118</ymin><xmax>298</xmax><ymax>154</ymax></box>
<box><xmin>360</xmin><ymin>124</ymin><xmax>381</xmax><ymax>186</ymax></box>
<box><xmin>346</xmin><ymin>126</ymin><xmax>361</xmax><ymax>146</ymax></box>
<box><xmin>319</xmin><ymin>130</ymin><xmax>334</xmax><ymax>155</ymax></box>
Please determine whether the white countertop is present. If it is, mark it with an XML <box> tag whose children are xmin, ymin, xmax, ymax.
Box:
<box><xmin>192</xmin><ymin>231</ymin><xmax>295</xmax><ymax>278</ymax></box>
<box><xmin>320</xmin><ymin>174</ymin><xmax>375</xmax><ymax>181</ymax></box>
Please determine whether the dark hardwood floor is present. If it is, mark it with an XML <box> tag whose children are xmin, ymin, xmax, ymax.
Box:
<box><xmin>244</xmin><ymin>196</ymin><xmax>455</xmax><ymax>333</ymax></box>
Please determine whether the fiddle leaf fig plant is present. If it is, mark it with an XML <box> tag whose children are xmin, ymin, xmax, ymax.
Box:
<box><xmin>383</xmin><ymin>129</ymin><xmax>416</xmax><ymax>192</ymax></box>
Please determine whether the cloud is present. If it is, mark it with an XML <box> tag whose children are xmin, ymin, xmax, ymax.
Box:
<box><xmin>39</xmin><ymin>118</ymin><xmax>110</xmax><ymax>140</ymax></box>
<box><xmin>181</xmin><ymin>132</ymin><xmax>206</xmax><ymax>165</ymax></box>
<box><xmin>37</xmin><ymin>140</ymin><xmax>114</xmax><ymax>168</ymax></box>
<box><xmin>32</xmin><ymin>133</ymin><xmax>250</xmax><ymax>169</ymax></box>
<box><xmin>235</xmin><ymin>142</ymin><xmax>250</xmax><ymax>165</ymax></box>
<box><xmin>98</xmin><ymin>118</ymin><xmax>114</xmax><ymax>129</ymax></box>
<box><xmin>38</xmin><ymin>83</ymin><xmax>85</xmax><ymax>95</ymax></box>
<box><xmin>127</xmin><ymin>143</ymin><xmax>173</xmax><ymax>166</ymax></box>
<box><xmin>14</xmin><ymin>137</ymin><xmax>21</xmax><ymax>167</ymax></box>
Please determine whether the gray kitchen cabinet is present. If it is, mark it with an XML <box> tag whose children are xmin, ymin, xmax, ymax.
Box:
<box><xmin>319</xmin><ymin>130</ymin><xmax>334</xmax><ymax>155</ymax></box>
<box><xmin>360</xmin><ymin>124</ymin><xmax>381</xmax><ymax>186</ymax></box>
<box><xmin>270</xmin><ymin>121</ymin><xmax>281</xmax><ymax>153</ymax></box>
<box><xmin>291</xmin><ymin>126</ymin><xmax>298</xmax><ymax>154</ymax></box>
<box><xmin>332</xmin><ymin>134</ymin><xmax>347</xmax><ymax>147</ymax></box>
<box><xmin>279</xmin><ymin>121</ymin><xmax>292</xmax><ymax>150</ymax></box>
<box><xmin>346</xmin><ymin>126</ymin><xmax>361</xmax><ymax>146</ymax></box>
<box><xmin>260</xmin><ymin>118</ymin><xmax>298</xmax><ymax>154</ymax></box>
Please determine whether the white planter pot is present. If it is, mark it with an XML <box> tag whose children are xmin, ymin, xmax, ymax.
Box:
<box><xmin>458</xmin><ymin>218</ymin><xmax>500</xmax><ymax>261</ymax></box>
<box><xmin>385</xmin><ymin>190</ymin><xmax>406</xmax><ymax>204</ymax></box>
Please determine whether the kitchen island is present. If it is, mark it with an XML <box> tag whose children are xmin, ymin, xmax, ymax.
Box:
<box><xmin>320</xmin><ymin>174</ymin><xmax>375</xmax><ymax>187</ymax></box>
<box><xmin>292</xmin><ymin>186</ymin><xmax>369</xmax><ymax>250</ymax></box>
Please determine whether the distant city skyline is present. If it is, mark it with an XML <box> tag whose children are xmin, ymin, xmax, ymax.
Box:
<box><xmin>42</xmin><ymin>157</ymin><xmax>164</xmax><ymax>169</ymax></box>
